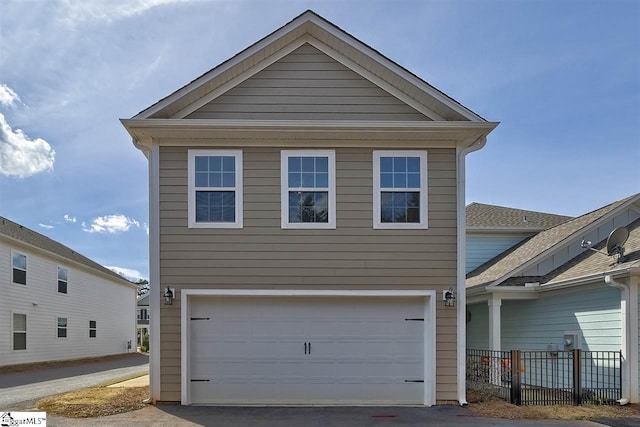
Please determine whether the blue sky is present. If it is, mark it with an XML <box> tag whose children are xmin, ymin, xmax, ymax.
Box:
<box><xmin>1</xmin><ymin>0</ymin><xmax>638</xmax><ymax>281</ymax></box>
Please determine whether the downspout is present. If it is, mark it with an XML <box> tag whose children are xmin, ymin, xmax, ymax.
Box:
<box><xmin>456</xmin><ymin>135</ymin><xmax>487</xmax><ymax>406</ymax></box>
<box><xmin>604</xmin><ymin>274</ymin><xmax>631</xmax><ymax>405</ymax></box>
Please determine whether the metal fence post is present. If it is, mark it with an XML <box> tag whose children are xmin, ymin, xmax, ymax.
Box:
<box><xmin>511</xmin><ymin>349</ymin><xmax>521</xmax><ymax>405</ymax></box>
<box><xmin>573</xmin><ymin>349</ymin><xmax>582</xmax><ymax>405</ymax></box>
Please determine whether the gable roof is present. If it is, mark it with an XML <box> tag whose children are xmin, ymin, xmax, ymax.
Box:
<box><xmin>466</xmin><ymin>193</ymin><xmax>640</xmax><ymax>288</ymax></box>
<box><xmin>0</xmin><ymin>216</ymin><xmax>135</xmax><ymax>288</ymax></box>
<box><xmin>545</xmin><ymin>216</ymin><xmax>640</xmax><ymax>285</ymax></box>
<box><xmin>132</xmin><ymin>10</ymin><xmax>487</xmax><ymax>123</ymax></box>
<box><xmin>466</xmin><ymin>202</ymin><xmax>572</xmax><ymax>232</ymax></box>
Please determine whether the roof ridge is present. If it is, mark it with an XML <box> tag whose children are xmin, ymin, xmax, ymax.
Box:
<box><xmin>0</xmin><ymin>215</ymin><xmax>133</xmax><ymax>285</ymax></box>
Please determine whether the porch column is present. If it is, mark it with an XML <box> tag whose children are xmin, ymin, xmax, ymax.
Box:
<box><xmin>488</xmin><ymin>294</ymin><xmax>502</xmax><ymax>351</ymax></box>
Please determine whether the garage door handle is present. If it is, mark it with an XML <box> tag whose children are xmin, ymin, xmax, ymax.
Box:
<box><xmin>304</xmin><ymin>342</ymin><xmax>307</xmax><ymax>354</ymax></box>
<box><xmin>308</xmin><ymin>342</ymin><xmax>311</xmax><ymax>354</ymax></box>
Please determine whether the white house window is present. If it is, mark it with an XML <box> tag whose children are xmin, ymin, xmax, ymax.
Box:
<box><xmin>188</xmin><ymin>149</ymin><xmax>243</xmax><ymax>228</ymax></box>
<box><xmin>89</xmin><ymin>320</ymin><xmax>97</xmax><ymax>338</ymax></box>
<box><xmin>58</xmin><ymin>266</ymin><xmax>68</xmax><ymax>294</ymax></box>
<box><xmin>281</xmin><ymin>150</ymin><xmax>336</xmax><ymax>229</ymax></box>
<box><xmin>13</xmin><ymin>313</ymin><xmax>26</xmax><ymax>350</ymax></box>
<box><xmin>138</xmin><ymin>308</ymin><xmax>149</xmax><ymax>321</ymax></box>
<box><xmin>57</xmin><ymin>317</ymin><xmax>68</xmax><ymax>338</ymax></box>
<box><xmin>12</xmin><ymin>252</ymin><xmax>27</xmax><ymax>285</ymax></box>
<box><xmin>373</xmin><ymin>151</ymin><xmax>428</xmax><ymax>229</ymax></box>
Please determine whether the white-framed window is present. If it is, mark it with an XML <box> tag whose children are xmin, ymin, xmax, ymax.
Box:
<box><xmin>12</xmin><ymin>251</ymin><xmax>27</xmax><ymax>285</ymax></box>
<box><xmin>373</xmin><ymin>150</ymin><xmax>428</xmax><ymax>229</ymax></box>
<box><xmin>188</xmin><ymin>149</ymin><xmax>243</xmax><ymax>228</ymax></box>
<box><xmin>12</xmin><ymin>313</ymin><xmax>27</xmax><ymax>351</ymax></box>
<box><xmin>58</xmin><ymin>266</ymin><xmax>68</xmax><ymax>294</ymax></box>
<box><xmin>89</xmin><ymin>320</ymin><xmax>97</xmax><ymax>338</ymax></box>
<box><xmin>57</xmin><ymin>317</ymin><xmax>67</xmax><ymax>338</ymax></box>
<box><xmin>281</xmin><ymin>150</ymin><xmax>336</xmax><ymax>229</ymax></box>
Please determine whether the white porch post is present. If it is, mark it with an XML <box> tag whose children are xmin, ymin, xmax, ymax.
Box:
<box><xmin>629</xmin><ymin>276</ymin><xmax>639</xmax><ymax>403</ymax></box>
<box><xmin>488</xmin><ymin>294</ymin><xmax>502</xmax><ymax>352</ymax></box>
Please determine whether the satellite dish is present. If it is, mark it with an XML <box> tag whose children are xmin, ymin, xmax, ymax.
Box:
<box><xmin>606</xmin><ymin>226</ymin><xmax>629</xmax><ymax>260</ymax></box>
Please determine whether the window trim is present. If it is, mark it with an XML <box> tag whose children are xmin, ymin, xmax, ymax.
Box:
<box><xmin>57</xmin><ymin>317</ymin><xmax>68</xmax><ymax>339</ymax></box>
<box><xmin>89</xmin><ymin>320</ymin><xmax>97</xmax><ymax>338</ymax></box>
<box><xmin>12</xmin><ymin>312</ymin><xmax>27</xmax><ymax>351</ymax></box>
<box><xmin>11</xmin><ymin>250</ymin><xmax>27</xmax><ymax>285</ymax></box>
<box><xmin>372</xmin><ymin>150</ymin><xmax>428</xmax><ymax>229</ymax></box>
<box><xmin>280</xmin><ymin>150</ymin><xmax>336</xmax><ymax>229</ymax></box>
<box><xmin>187</xmin><ymin>149</ymin><xmax>243</xmax><ymax>229</ymax></box>
<box><xmin>57</xmin><ymin>266</ymin><xmax>68</xmax><ymax>294</ymax></box>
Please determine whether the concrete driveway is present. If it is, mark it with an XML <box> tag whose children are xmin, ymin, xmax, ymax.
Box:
<box><xmin>0</xmin><ymin>353</ymin><xmax>148</xmax><ymax>410</ymax></box>
<box><xmin>47</xmin><ymin>405</ymin><xmax>611</xmax><ymax>427</ymax></box>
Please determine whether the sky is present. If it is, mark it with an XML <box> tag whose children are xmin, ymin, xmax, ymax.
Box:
<box><xmin>0</xmin><ymin>0</ymin><xmax>638</xmax><ymax>281</ymax></box>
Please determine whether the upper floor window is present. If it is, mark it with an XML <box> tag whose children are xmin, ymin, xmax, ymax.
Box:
<box><xmin>138</xmin><ymin>308</ymin><xmax>149</xmax><ymax>320</ymax></box>
<box><xmin>281</xmin><ymin>150</ymin><xmax>336</xmax><ymax>229</ymax></box>
<box><xmin>373</xmin><ymin>151</ymin><xmax>428</xmax><ymax>229</ymax></box>
<box><xmin>58</xmin><ymin>266</ymin><xmax>68</xmax><ymax>294</ymax></box>
<box><xmin>13</xmin><ymin>313</ymin><xmax>27</xmax><ymax>351</ymax></box>
<box><xmin>188</xmin><ymin>150</ymin><xmax>243</xmax><ymax>228</ymax></box>
<box><xmin>57</xmin><ymin>317</ymin><xmax>67</xmax><ymax>338</ymax></box>
<box><xmin>12</xmin><ymin>252</ymin><xmax>26</xmax><ymax>285</ymax></box>
<box><xmin>89</xmin><ymin>320</ymin><xmax>97</xmax><ymax>338</ymax></box>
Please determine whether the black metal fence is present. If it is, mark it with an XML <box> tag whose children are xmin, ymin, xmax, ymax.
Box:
<box><xmin>466</xmin><ymin>349</ymin><xmax>622</xmax><ymax>405</ymax></box>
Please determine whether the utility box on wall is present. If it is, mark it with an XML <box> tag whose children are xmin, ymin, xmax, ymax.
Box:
<box><xmin>563</xmin><ymin>332</ymin><xmax>581</xmax><ymax>350</ymax></box>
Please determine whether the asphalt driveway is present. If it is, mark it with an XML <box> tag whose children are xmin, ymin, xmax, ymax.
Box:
<box><xmin>47</xmin><ymin>405</ymin><xmax>610</xmax><ymax>427</ymax></box>
<box><xmin>0</xmin><ymin>353</ymin><xmax>148</xmax><ymax>410</ymax></box>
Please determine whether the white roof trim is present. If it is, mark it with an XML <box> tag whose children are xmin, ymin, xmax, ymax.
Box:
<box><xmin>134</xmin><ymin>10</ymin><xmax>483</xmax><ymax>122</ymax></box>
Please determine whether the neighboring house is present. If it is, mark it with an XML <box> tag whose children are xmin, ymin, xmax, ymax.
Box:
<box><xmin>137</xmin><ymin>293</ymin><xmax>150</xmax><ymax>345</ymax></box>
<box><xmin>465</xmin><ymin>203</ymin><xmax>572</xmax><ymax>273</ymax></box>
<box><xmin>122</xmin><ymin>10</ymin><xmax>498</xmax><ymax>405</ymax></box>
<box><xmin>466</xmin><ymin>193</ymin><xmax>640</xmax><ymax>403</ymax></box>
<box><xmin>1</xmin><ymin>216</ymin><xmax>138</xmax><ymax>367</ymax></box>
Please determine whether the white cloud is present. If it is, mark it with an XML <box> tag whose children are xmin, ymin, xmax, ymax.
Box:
<box><xmin>83</xmin><ymin>214</ymin><xmax>140</xmax><ymax>233</ymax></box>
<box><xmin>63</xmin><ymin>214</ymin><xmax>77</xmax><ymax>223</ymax></box>
<box><xmin>106</xmin><ymin>266</ymin><xmax>145</xmax><ymax>281</ymax></box>
<box><xmin>61</xmin><ymin>0</ymin><xmax>191</xmax><ymax>25</ymax></box>
<box><xmin>0</xmin><ymin>84</ymin><xmax>21</xmax><ymax>108</ymax></box>
<box><xmin>39</xmin><ymin>223</ymin><xmax>54</xmax><ymax>229</ymax></box>
<box><xmin>0</xmin><ymin>113</ymin><xmax>56</xmax><ymax>178</ymax></box>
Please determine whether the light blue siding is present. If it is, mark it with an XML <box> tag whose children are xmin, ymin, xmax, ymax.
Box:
<box><xmin>466</xmin><ymin>234</ymin><xmax>530</xmax><ymax>273</ymax></box>
<box><xmin>501</xmin><ymin>285</ymin><xmax>621</xmax><ymax>352</ymax></box>
<box><xmin>466</xmin><ymin>303</ymin><xmax>489</xmax><ymax>350</ymax></box>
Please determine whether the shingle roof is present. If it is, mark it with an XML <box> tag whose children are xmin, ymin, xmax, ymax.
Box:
<box><xmin>545</xmin><ymin>216</ymin><xmax>640</xmax><ymax>284</ymax></box>
<box><xmin>466</xmin><ymin>203</ymin><xmax>572</xmax><ymax>231</ymax></box>
<box><xmin>466</xmin><ymin>194</ymin><xmax>639</xmax><ymax>288</ymax></box>
<box><xmin>0</xmin><ymin>216</ymin><xmax>133</xmax><ymax>286</ymax></box>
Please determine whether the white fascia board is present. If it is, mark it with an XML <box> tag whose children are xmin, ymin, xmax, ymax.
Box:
<box><xmin>485</xmin><ymin>287</ymin><xmax>539</xmax><ymax>300</ymax></box>
<box><xmin>134</xmin><ymin>16</ymin><xmax>310</xmax><ymax>119</ymax></box>
<box><xmin>306</xmin><ymin>14</ymin><xmax>485</xmax><ymax>122</ymax></box>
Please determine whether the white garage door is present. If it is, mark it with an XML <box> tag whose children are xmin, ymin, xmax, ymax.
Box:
<box><xmin>188</xmin><ymin>296</ymin><xmax>425</xmax><ymax>405</ymax></box>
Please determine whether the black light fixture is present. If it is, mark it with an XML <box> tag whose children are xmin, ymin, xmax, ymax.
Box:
<box><xmin>443</xmin><ymin>288</ymin><xmax>455</xmax><ymax>307</ymax></box>
<box><xmin>163</xmin><ymin>286</ymin><xmax>175</xmax><ymax>305</ymax></box>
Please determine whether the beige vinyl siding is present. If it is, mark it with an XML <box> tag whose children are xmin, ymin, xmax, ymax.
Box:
<box><xmin>157</xmin><ymin>145</ymin><xmax>458</xmax><ymax>402</ymax></box>
<box><xmin>186</xmin><ymin>44</ymin><xmax>429</xmax><ymax>121</ymax></box>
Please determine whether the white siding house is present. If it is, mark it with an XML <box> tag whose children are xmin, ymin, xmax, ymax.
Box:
<box><xmin>1</xmin><ymin>216</ymin><xmax>138</xmax><ymax>367</ymax></box>
<box><xmin>466</xmin><ymin>193</ymin><xmax>640</xmax><ymax>403</ymax></box>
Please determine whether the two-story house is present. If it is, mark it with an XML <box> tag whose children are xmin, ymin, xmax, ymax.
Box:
<box><xmin>122</xmin><ymin>10</ymin><xmax>498</xmax><ymax>405</ymax></box>
<box><xmin>137</xmin><ymin>293</ymin><xmax>150</xmax><ymax>346</ymax></box>
<box><xmin>1</xmin><ymin>216</ymin><xmax>138</xmax><ymax>367</ymax></box>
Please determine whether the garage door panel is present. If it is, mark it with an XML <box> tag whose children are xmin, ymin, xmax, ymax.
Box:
<box><xmin>189</xmin><ymin>296</ymin><xmax>426</xmax><ymax>404</ymax></box>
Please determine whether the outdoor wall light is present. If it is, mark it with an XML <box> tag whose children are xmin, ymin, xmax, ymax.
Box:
<box><xmin>443</xmin><ymin>288</ymin><xmax>455</xmax><ymax>307</ymax></box>
<box><xmin>163</xmin><ymin>286</ymin><xmax>175</xmax><ymax>305</ymax></box>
